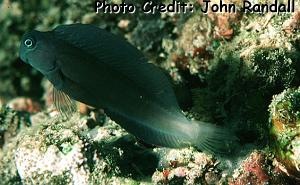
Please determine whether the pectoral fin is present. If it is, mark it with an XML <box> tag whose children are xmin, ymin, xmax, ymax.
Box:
<box><xmin>52</xmin><ymin>86</ymin><xmax>77</xmax><ymax>119</ymax></box>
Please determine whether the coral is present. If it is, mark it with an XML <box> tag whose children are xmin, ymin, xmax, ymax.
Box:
<box><xmin>0</xmin><ymin>105</ymin><xmax>30</xmax><ymax>147</ymax></box>
<box><xmin>0</xmin><ymin>105</ymin><xmax>30</xmax><ymax>185</ymax></box>
<box><xmin>198</xmin><ymin>0</ymin><xmax>242</xmax><ymax>39</ymax></box>
<box><xmin>283</xmin><ymin>10</ymin><xmax>300</xmax><ymax>34</ymax></box>
<box><xmin>249</xmin><ymin>48</ymin><xmax>297</xmax><ymax>89</ymax></box>
<box><xmin>152</xmin><ymin>148</ymin><xmax>222</xmax><ymax>185</ymax></box>
<box><xmin>0</xmin><ymin>140</ymin><xmax>22</xmax><ymax>185</ymax></box>
<box><xmin>190</xmin><ymin>6</ymin><xmax>300</xmax><ymax>145</ymax></box>
<box><xmin>0</xmin><ymin>0</ymin><xmax>44</xmax><ymax>101</ymax></box>
<box><xmin>240</xmin><ymin>151</ymin><xmax>269</xmax><ymax>183</ymax></box>
<box><xmin>7</xmin><ymin>97</ymin><xmax>41</xmax><ymax>113</ymax></box>
<box><xmin>269</xmin><ymin>88</ymin><xmax>300</xmax><ymax>178</ymax></box>
<box><xmin>3</xmin><ymin>112</ymin><xmax>156</xmax><ymax>184</ymax></box>
<box><xmin>229</xmin><ymin>151</ymin><xmax>293</xmax><ymax>185</ymax></box>
<box><xmin>14</xmin><ymin>114</ymin><xmax>90</xmax><ymax>184</ymax></box>
<box><xmin>161</xmin><ymin>12</ymin><xmax>214</xmax><ymax>79</ymax></box>
<box><xmin>130</xmin><ymin>18</ymin><xmax>168</xmax><ymax>54</ymax></box>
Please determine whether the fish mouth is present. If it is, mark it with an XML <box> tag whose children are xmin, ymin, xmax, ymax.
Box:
<box><xmin>20</xmin><ymin>57</ymin><xmax>29</xmax><ymax>64</ymax></box>
<box><xmin>19</xmin><ymin>52</ymin><xmax>28</xmax><ymax>63</ymax></box>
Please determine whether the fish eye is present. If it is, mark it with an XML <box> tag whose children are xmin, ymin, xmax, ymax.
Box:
<box><xmin>24</xmin><ymin>38</ymin><xmax>35</xmax><ymax>48</ymax></box>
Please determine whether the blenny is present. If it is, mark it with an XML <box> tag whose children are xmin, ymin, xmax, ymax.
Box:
<box><xmin>19</xmin><ymin>24</ymin><xmax>237</xmax><ymax>154</ymax></box>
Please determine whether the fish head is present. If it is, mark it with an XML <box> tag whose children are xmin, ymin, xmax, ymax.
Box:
<box><xmin>19</xmin><ymin>30</ymin><xmax>57</xmax><ymax>75</ymax></box>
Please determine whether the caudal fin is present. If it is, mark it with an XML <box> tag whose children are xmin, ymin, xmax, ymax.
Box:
<box><xmin>191</xmin><ymin>121</ymin><xmax>239</xmax><ymax>154</ymax></box>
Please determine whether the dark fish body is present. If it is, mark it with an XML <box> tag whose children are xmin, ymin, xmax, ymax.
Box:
<box><xmin>19</xmin><ymin>24</ymin><xmax>237</xmax><ymax>154</ymax></box>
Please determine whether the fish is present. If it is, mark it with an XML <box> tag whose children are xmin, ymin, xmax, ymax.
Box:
<box><xmin>19</xmin><ymin>24</ymin><xmax>238</xmax><ymax>154</ymax></box>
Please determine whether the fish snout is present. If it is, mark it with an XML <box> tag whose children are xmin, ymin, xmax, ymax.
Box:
<box><xmin>19</xmin><ymin>52</ymin><xmax>28</xmax><ymax>64</ymax></box>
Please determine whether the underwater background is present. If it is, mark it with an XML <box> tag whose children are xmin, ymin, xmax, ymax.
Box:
<box><xmin>0</xmin><ymin>0</ymin><xmax>300</xmax><ymax>184</ymax></box>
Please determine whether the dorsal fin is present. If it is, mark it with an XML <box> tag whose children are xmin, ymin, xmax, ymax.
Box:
<box><xmin>53</xmin><ymin>24</ymin><xmax>180</xmax><ymax>112</ymax></box>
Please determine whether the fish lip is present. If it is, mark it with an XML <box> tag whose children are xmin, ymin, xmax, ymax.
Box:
<box><xmin>20</xmin><ymin>57</ymin><xmax>29</xmax><ymax>64</ymax></box>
